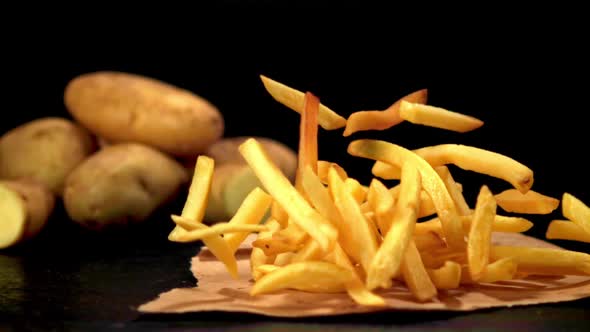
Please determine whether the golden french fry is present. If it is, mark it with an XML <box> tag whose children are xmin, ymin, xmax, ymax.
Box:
<box><xmin>317</xmin><ymin>160</ymin><xmax>348</xmax><ymax>184</ymax></box>
<box><xmin>343</xmin><ymin>89</ymin><xmax>428</xmax><ymax>136</ymax></box>
<box><xmin>252</xmin><ymin>235</ymin><xmax>302</xmax><ymax>256</ymax></box>
<box><xmin>420</xmin><ymin>250</ymin><xmax>466</xmax><ymax>269</ymax></box>
<box><xmin>270</xmin><ymin>201</ymin><xmax>289</xmax><ymax>229</ymax></box>
<box><xmin>367</xmin><ymin>178</ymin><xmax>395</xmax><ymax>234</ymax></box>
<box><xmin>390</xmin><ymin>185</ymin><xmax>437</xmax><ymax>218</ymax></box>
<box><xmin>251</xmin><ymin>219</ymin><xmax>281</xmax><ymax>280</ymax></box>
<box><xmin>295</xmin><ymin>91</ymin><xmax>319</xmax><ymax>192</ymax></box>
<box><xmin>223</xmin><ymin>187</ymin><xmax>273</xmax><ymax>253</ymax></box>
<box><xmin>461</xmin><ymin>257</ymin><xmax>518</xmax><ymax>284</ymax></box>
<box><xmin>399</xmin><ymin>100</ymin><xmax>484</xmax><ymax>133</ymax></box>
<box><xmin>344</xmin><ymin>177</ymin><xmax>367</xmax><ymax>204</ymax></box>
<box><xmin>260</xmin><ymin>75</ymin><xmax>346</xmax><ymax>130</ymax></box>
<box><xmin>562</xmin><ymin>193</ymin><xmax>590</xmax><ymax>235</ymax></box>
<box><xmin>373</xmin><ymin>144</ymin><xmax>534</xmax><ymax>194</ymax></box>
<box><xmin>273</xmin><ymin>252</ymin><xmax>295</xmax><ymax>266</ymax></box>
<box><xmin>416</xmin><ymin>215</ymin><xmax>533</xmax><ymax>236</ymax></box>
<box><xmin>255</xmin><ymin>264</ymin><xmax>280</xmax><ymax>276</ymax></box>
<box><xmin>495</xmin><ymin>189</ymin><xmax>559</xmax><ymax>214</ymax></box>
<box><xmin>239</xmin><ymin>138</ymin><xmax>337</xmax><ymax>252</ymax></box>
<box><xmin>172</xmin><ymin>218</ymin><xmax>267</xmax><ymax>243</ymax></box>
<box><xmin>328</xmin><ymin>166</ymin><xmax>378</xmax><ymax>271</ymax></box>
<box><xmin>168</xmin><ymin>155</ymin><xmax>215</xmax><ymax>240</ymax></box>
<box><xmin>435</xmin><ymin>166</ymin><xmax>471</xmax><ymax>215</ymax></box>
<box><xmin>427</xmin><ymin>261</ymin><xmax>462</xmax><ymax>290</ymax></box>
<box><xmin>401</xmin><ymin>240</ymin><xmax>437</xmax><ymax>301</ymax></box>
<box><xmin>291</xmin><ymin>238</ymin><xmax>323</xmax><ymax>263</ymax></box>
<box><xmin>546</xmin><ymin>220</ymin><xmax>590</xmax><ymax>243</ymax></box>
<box><xmin>491</xmin><ymin>246</ymin><xmax>590</xmax><ymax>276</ymax></box>
<box><xmin>414</xmin><ymin>232</ymin><xmax>446</xmax><ymax>251</ymax></box>
<box><xmin>301</xmin><ymin>165</ymin><xmax>344</xmax><ymax>231</ymax></box>
<box><xmin>348</xmin><ymin>139</ymin><xmax>465</xmax><ymax>249</ymax></box>
<box><xmin>250</xmin><ymin>261</ymin><xmax>355</xmax><ymax>295</ymax></box>
<box><xmin>467</xmin><ymin>185</ymin><xmax>497</xmax><ymax>281</ymax></box>
<box><xmin>367</xmin><ymin>163</ymin><xmax>421</xmax><ymax>290</ymax></box>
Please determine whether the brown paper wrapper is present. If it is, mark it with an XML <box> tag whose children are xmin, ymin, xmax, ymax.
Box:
<box><xmin>138</xmin><ymin>233</ymin><xmax>590</xmax><ymax>317</ymax></box>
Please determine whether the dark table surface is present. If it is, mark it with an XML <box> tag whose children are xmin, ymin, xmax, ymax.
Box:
<box><xmin>1</xmin><ymin>203</ymin><xmax>589</xmax><ymax>332</ymax></box>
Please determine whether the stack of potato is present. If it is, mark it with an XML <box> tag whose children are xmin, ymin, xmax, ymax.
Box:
<box><xmin>0</xmin><ymin>71</ymin><xmax>297</xmax><ymax>249</ymax></box>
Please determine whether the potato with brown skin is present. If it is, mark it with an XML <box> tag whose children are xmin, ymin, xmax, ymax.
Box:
<box><xmin>205</xmin><ymin>136</ymin><xmax>297</xmax><ymax>182</ymax></box>
<box><xmin>0</xmin><ymin>180</ymin><xmax>55</xmax><ymax>243</ymax></box>
<box><xmin>64</xmin><ymin>71</ymin><xmax>224</xmax><ymax>157</ymax></box>
<box><xmin>63</xmin><ymin>143</ymin><xmax>189</xmax><ymax>231</ymax></box>
<box><xmin>0</xmin><ymin>117</ymin><xmax>96</xmax><ymax>195</ymax></box>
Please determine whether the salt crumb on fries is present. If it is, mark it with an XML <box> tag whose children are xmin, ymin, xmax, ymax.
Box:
<box><xmin>168</xmin><ymin>75</ymin><xmax>590</xmax><ymax>306</ymax></box>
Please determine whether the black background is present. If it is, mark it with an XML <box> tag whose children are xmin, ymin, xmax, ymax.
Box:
<box><xmin>2</xmin><ymin>3</ymin><xmax>590</xmax><ymax>330</ymax></box>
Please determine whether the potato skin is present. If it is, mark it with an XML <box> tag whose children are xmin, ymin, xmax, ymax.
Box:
<box><xmin>63</xmin><ymin>143</ymin><xmax>189</xmax><ymax>231</ymax></box>
<box><xmin>205</xmin><ymin>136</ymin><xmax>298</xmax><ymax>182</ymax></box>
<box><xmin>1</xmin><ymin>180</ymin><xmax>55</xmax><ymax>241</ymax></box>
<box><xmin>0</xmin><ymin>117</ymin><xmax>96</xmax><ymax>195</ymax></box>
<box><xmin>64</xmin><ymin>71</ymin><xmax>224</xmax><ymax>157</ymax></box>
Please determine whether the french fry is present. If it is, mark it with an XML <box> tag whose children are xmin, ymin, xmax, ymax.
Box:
<box><xmin>255</xmin><ymin>264</ymin><xmax>280</xmax><ymax>276</ymax></box>
<box><xmin>260</xmin><ymin>75</ymin><xmax>346</xmax><ymax>130</ymax></box>
<box><xmin>295</xmin><ymin>91</ymin><xmax>319</xmax><ymax>192</ymax></box>
<box><xmin>270</xmin><ymin>201</ymin><xmax>289</xmax><ymax>229</ymax></box>
<box><xmin>252</xmin><ymin>235</ymin><xmax>302</xmax><ymax>256</ymax></box>
<box><xmin>467</xmin><ymin>185</ymin><xmax>497</xmax><ymax>281</ymax></box>
<box><xmin>562</xmin><ymin>193</ymin><xmax>590</xmax><ymax>235</ymax></box>
<box><xmin>317</xmin><ymin>160</ymin><xmax>348</xmax><ymax>184</ymax></box>
<box><xmin>343</xmin><ymin>89</ymin><xmax>428</xmax><ymax>136</ymax></box>
<box><xmin>427</xmin><ymin>261</ymin><xmax>462</xmax><ymax>290</ymax></box>
<box><xmin>414</xmin><ymin>232</ymin><xmax>446</xmax><ymax>251</ymax></box>
<box><xmin>461</xmin><ymin>257</ymin><xmax>518</xmax><ymax>284</ymax></box>
<box><xmin>223</xmin><ymin>187</ymin><xmax>273</xmax><ymax>253</ymax></box>
<box><xmin>415</xmin><ymin>215</ymin><xmax>533</xmax><ymax>236</ymax></box>
<box><xmin>546</xmin><ymin>220</ymin><xmax>590</xmax><ymax>243</ymax></box>
<box><xmin>367</xmin><ymin>163</ymin><xmax>421</xmax><ymax>290</ymax></box>
<box><xmin>291</xmin><ymin>238</ymin><xmax>323</xmax><ymax>263</ymax></box>
<box><xmin>273</xmin><ymin>252</ymin><xmax>296</xmax><ymax>266</ymax></box>
<box><xmin>171</xmin><ymin>217</ymin><xmax>267</xmax><ymax>243</ymax></box>
<box><xmin>251</xmin><ymin>219</ymin><xmax>281</xmax><ymax>281</ymax></box>
<box><xmin>344</xmin><ymin>177</ymin><xmax>367</xmax><ymax>204</ymax></box>
<box><xmin>249</xmin><ymin>261</ymin><xmax>355</xmax><ymax>295</ymax></box>
<box><xmin>239</xmin><ymin>138</ymin><xmax>338</xmax><ymax>252</ymax></box>
<box><xmin>348</xmin><ymin>139</ymin><xmax>465</xmax><ymax>249</ymax></box>
<box><xmin>399</xmin><ymin>100</ymin><xmax>484</xmax><ymax>133</ymax></box>
<box><xmin>373</xmin><ymin>144</ymin><xmax>534</xmax><ymax>193</ymax></box>
<box><xmin>301</xmin><ymin>165</ymin><xmax>344</xmax><ymax>232</ymax></box>
<box><xmin>390</xmin><ymin>185</ymin><xmax>437</xmax><ymax>218</ymax></box>
<box><xmin>367</xmin><ymin>178</ymin><xmax>395</xmax><ymax>234</ymax></box>
<box><xmin>435</xmin><ymin>166</ymin><xmax>471</xmax><ymax>215</ymax></box>
<box><xmin>328</xmin><ymin>166</ymin><xmax>378</xmax><ymax>271</ymax></box>
<box><xmin>168</xmin><ymin>156</ymin><xmax>215</xmax><ymax>240</ymax></box>
<box><xmin>495</xmin><ymin>189</ymin><xmax>559</xmax><ymax>214</ymax></box>
<box><xmin>401</xmin><ymin>240</ymin><xmax>438</xmax><ymax>301</ymax></box>
<box><xmin>491</xmin><ymin>246</ymin><xmax>590</xmax><ymax>276</ymax></box>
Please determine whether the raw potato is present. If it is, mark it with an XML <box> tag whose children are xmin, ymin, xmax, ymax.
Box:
<box><xmin>205</xmin><ymin>136</ymin><xmax>298</xmax><ymax>181</ymax></box>
<box><xmin>0</xmin><ymin>180</ymin><xmax>55</xmax><ymax>242</ymax></box>
<box><xmin>204</xmin><ymin>163</ymin><xmax>265</xmax><ymax>223</ymax></box>
<box><xmin>0</xmin><ymin>183</ymin><xmax>27</xmax><ymax>249</ymax></box>
<box><xmin>63</xmin><ymin>143</ymin><xmax>189</xmax><ymax>230</ymax></box>
<box><xmin>0</xmin><ymin>117</ymin><xmax>96</xmax><ymax>195</ymax></box>
<box><xmin>64</xmin><ymin>71</ymin><xmax>224</xmax><ymax>157</ymax></box>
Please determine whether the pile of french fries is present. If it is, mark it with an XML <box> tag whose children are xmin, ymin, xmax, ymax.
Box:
<box><xmin>167</xmin><ymin>75</ymin><xmax>590</xmax><ymax>306</ymax></box>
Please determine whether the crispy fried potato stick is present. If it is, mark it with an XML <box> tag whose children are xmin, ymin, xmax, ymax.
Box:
<box><xmin>344</xmin><ymin>177</ymin><xmax>367</xmax><ymax>204</ymax></box>
<box><xmin>467</xmin><ymin>185</ymin><xmax>497</xmax><ymax>281</ymax></box>
<box><xmin>389</xmin><ymin>186</ymin><xmax>437</xmax><ymax>218</ymax></box>
<box><xmin>491</xmin><ymin>246</ymin><xmax>590</xmax><ymax>276</ymax></box>
<box><xmin>239</xmin><ymin>138</ymin><xmax>337</xmax><ymax>252</ymax></box>
<box><xmin>223</xmin><ymin>187</ymin><xmax>273</xmax><ymax>253</ymax></box>
<box><xmin>495</xmin><ymin>189</ymin><xmax>559</xmax><ymax>214</ymax></box>
<box><xmin>372</xmin><ymin>144</ymin><xmax>534</xmax><ymax>193</ymax></box>
<box><xmin>260</xmin><ymin>75</ymin><xmax>346</xmax><ymax>130</ymax></box>
<box><xmin>435</xmin><ymin>166</ymin><xmax>471</xmax><ymax>215</ymax></box>
<box><xmin>328</xmin><ymin>166</ymin><xmax>378</xmax><ymax>271</ymax></box>
<box><xmin>401</xmin><ymin>240</ymin><xmax>437</xmax><ymax>301</ymax></box>
<box><xmin>546</xmin><ymin>220</ymin><xmax>590</xmax><ymax>243</ymax></box>
<box><xmin>343</xmin><ymin>89</ymin><xmax>428</xmax><ymax>136</ymax></box>
<box><xmin>317</xmin><ymin>160</ymin><xmax>348</xmax><ymax>184</ymax></box>
<box><xmin>250</xmin><ymin>261</ymin><xmax>355</xmax><ymax>295</ymax></box>
<box><xmin>461</xmin><ymin>257</ymin><xmax>518</xmax><ymax>284</ymax></box>
<box><xmin>172</xmin><ymin>218</ymin><xmax>267</xmax><ymax>243</ymax></box>
<box><xmin>427</xmin><ymin>261</ymin><xmax>462</xmax><ymax>290</ymax></box>
<box><xmin>348</xmin><ymin>139</ymin><xmax>465</xmax><ymax>249</ymax></box>
<box><xmin>562</xmin><ymin>193</ymin><xmax>590</xmax><ymax>235</ymax></box>
<box><xmin>415</xmin><ymin>215</ymin><xmax>533</xmax><ymax>236</ymax></box>
<box><xmin>399</xmin><ymin>100</ymin><xmax>484</xmax><ymax>133</ymax></box>
<box><xmin>295</xmin><ymin>92</ymin><xmax>319</xmax><ymax>192</ymax></box>
<box><xmin>367</xmin><ymin>163</ymin><xmax>421</xmax><ymax>290</ymax></box>
<box><xmin>367</xmin><ymin>178</ymin><xmax>395</xmax><ymax>234</ymax></box>
<box><xmin>251</xmin><ymin>219</ymin><xmax>281</xmax><ymax>281</ymax></box>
